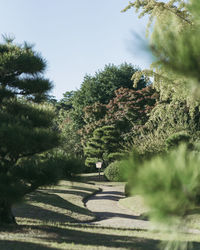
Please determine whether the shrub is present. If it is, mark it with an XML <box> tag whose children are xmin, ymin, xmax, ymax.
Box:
<box><xmin>16</xmin><ymin>150</ymin><xmax>86</xmax><ymax>190</ymax></box>
<box><xmin>125</xmin><ymin>144</ymin><xmax>200</xmax><ymax>225</ymax></box>
<box><xmin>104</xmin><ymin>161</ymin><xmax>124</xmax><ymax>182</ymax></box>
<box><xmin>49</xmin><ymin>150</ymin><xmax>86</xmax><ymax>178</ymax></box>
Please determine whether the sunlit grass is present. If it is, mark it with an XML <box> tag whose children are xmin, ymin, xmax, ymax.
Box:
<box><xmin>13</xmin><ymin>179</ymin><xmax>99</xmax><ymax>224</ymax></box>
<box><xmin>119</xmin><ymin>195</ymin><xmax>149</xmax><ymax>216</ymax></box>
<box><xmin>0</xmin><ymin>174</ymin><xmax>200</xmax><ymax>249</ymax></box>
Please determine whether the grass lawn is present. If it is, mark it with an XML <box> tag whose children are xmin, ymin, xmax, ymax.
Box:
<box><xmin>119</xmin><ymin>196</ymin><xmax>148</xmax><ymax>217</ymax></box>
<box><xmin>0</xmin><ymin>173</ymin><xmax>200</xmax><ymax>249</ymax></box>
<box><xmin>13</xmin><ymin>179</ymin><xmax>99</xmax><ymax>224</ymax></box>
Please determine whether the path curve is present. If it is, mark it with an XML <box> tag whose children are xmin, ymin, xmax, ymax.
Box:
<box><xmin>86</xmin><ymin>184</ymin><xmax>152</xmax><ymax>229</ymax></box>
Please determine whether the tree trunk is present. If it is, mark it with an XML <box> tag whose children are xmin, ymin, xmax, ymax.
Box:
<box><xmin>0</xmin><ymin>200</ymin><xmax>16</xmax><ymax>224</ymax></box>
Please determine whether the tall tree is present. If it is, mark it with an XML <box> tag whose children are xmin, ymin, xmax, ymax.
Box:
<box><xmin>122</xmin><ymin>1</ymin><xmax>200</xmax><ymax>248</ymax></box>
<box><xmin>71</xmin><ymin>63</ymin><xmax>148</xmax><ymax>129</ymax></box>
<box><xmin>122</xmin><ymin>0</ymin><xmax>194</xmax><ymax>104</ymax></box>
<box><xmin>0</xmin><ymin>37</ymin><xmax>60</xmax><ymax>224</ymax></box>
<box><xmin>84</xmin><ymin>125</ymin><xmax>121</xmax><ymax>167</ymax></box>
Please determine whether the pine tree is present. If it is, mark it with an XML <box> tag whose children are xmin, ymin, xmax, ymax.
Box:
<box><xmin>84</xmin><ymin>125</ymin><xmax>121</xmax><ymax>168</ymax></box>
<box><xmin>0</xmin><ymin>37</ymin><xmax>60</xmax><ymax>224</ymax></box>
<box><xmin>122</xmin><ymin>1</ymin><xmax>200</xmax><ymax>248</ymax></box>
<box><xmin>122</xmin><ymin>0</ymin><xmax>196</xmax><ymax>104</ymax></box>
<box><xmin>122</xmin><ymin>0</ymin><xmax>200</xmax><ymax>152</ymax></box>
<box><xmin>84</xmin><ymin>127</ymin><xmax>104</xmax><ymax>168</ymax></box>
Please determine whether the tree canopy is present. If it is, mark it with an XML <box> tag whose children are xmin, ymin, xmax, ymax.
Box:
<box><xmin>69</xmin><ymin>63</ymin><xmax>149</xmax><ymax>129</ymax></box>
<box><xmin>0</xmin><ymin>38</ymin><xmax>60</xmax><ymax>224</ymax></box>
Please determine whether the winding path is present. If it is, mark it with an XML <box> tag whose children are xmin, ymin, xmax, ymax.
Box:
<box><xmin>86</xmin><ymin>183</ymin><xmax>152</xmax><ymax>229</ymax></box>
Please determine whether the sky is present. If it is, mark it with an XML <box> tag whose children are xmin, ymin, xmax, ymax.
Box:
<box><xmin>0</xmin><ymin>0</ymin><xmax>152</xmax><ymax>100</ymax></box>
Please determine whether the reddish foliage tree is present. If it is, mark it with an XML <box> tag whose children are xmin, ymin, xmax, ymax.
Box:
<box><xmin>79</xmin><ymin>86</ymin><xmax>158</xmax><ymax>147</ymax></box>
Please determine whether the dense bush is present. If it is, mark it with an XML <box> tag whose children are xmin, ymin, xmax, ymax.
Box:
<box><xmin>104</xmin><ymin>161</ymin><xmax>125</xmax><ymax>182</ymax></box>
<box><xmin>48</xmin><ymin>150</ymin><xmax>86</xmax><ymax>178</ymax></box>
<box><xmin>15</xmin><ymin>150</ymin><xmax>86</xmax><ymax>192</ymax></box>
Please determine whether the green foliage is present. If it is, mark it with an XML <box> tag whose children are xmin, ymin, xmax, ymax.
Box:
<box><xmin>85</xmin><ymin>157</ymin><xmax>99</xmax><ymax>169</ymax></box>
<box><xmin>80</xmin><ymin>86</ymin><xmax>157</xmax><ymax>148</ymax></box>
<box><xmin>125</xmin><ymin>145</ymin><xmax>200</xmax><ymax>226</ymax></box>
<box><xmin>122</xmin><ymin>1</ymin><xmax>190</xmax><ymax>29</ymax></box>
<box><xmin>122</xmin><ymin>1</ymin><xmax>200</xmax><ymax>248</ymax></box>
<box><xmin>107</xmin><ymin>152</ymin><xmax>126</xmax><ymax>162</ymax></box>
<box><xmin>84</xmin><ymin>127</ymin><xmax>104</xmax><ymax>167</ymax></box>
<box><xmin>58</xmin><ymin>91</ymin><xmax>75</xmax><ymax>110</ymax></box>
<box><xmin>124</xmin><ymin>182</ymin><xmax>132</xmax><ymax>197</ymax></box>
<box><xmin>55</xmin><ymin>108</ymin><xmax>83</xmax><ymax>158</ymax></box>
<box><xmin>104</xmin><ymin>161</ymin><xmax>124</xmax><ymax>182</ymax></box>
<box><xmin>46</xmin><ymin>150</ymin><xmax>86</xmax><ymax>178</ymax></box>
<box><xmin>84</xmin><ymin>125</ymin><xmax>122</xmax><ymax>167</ymax></box>
<box><xmin>131</xmin><ymin>100</ymin><xmax>200</xmax><ymax>156</ymax></box>
<box><xmin>70</xmin><ymin>63</ymin><xmax>148</xmax><ymax>129</ymax></box>
<box><xmin>165</xmin><ymin>131</ymin><xmax>191</xmax><ymax>150</ymax></box>
<box><xmin>56</xmin><ymin>63</ymin><xmax>149</xmax><ymax>159</ymax></box>
<box><xmin>0</xmin><ymin>38</ymin><xmax>61</xmax><ymax>223</ymax></box>
<box><xmin>15</xmin><ymin>154</ymin><xmax>62</xmax><ymax>192</ymax></box>
<box><xmin>120</xmin><ymin>149</ymin><xmax>144</xmax><ymax>187</ymax></box>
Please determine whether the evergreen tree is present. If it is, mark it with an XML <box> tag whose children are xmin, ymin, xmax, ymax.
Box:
<box><xmin>122</xmin><ymin>1</ymin><xmax>200</xmax><ymax>248</ymax></box>
<box><xmin>0</xmin><ymin>37</ymin><xmax>60</xmax><ymax>224</ymax></box>
<box><xmin>122</xmin><ymin>0</ymin><xmax>195</xmax><ymax>104</ymax></box>
<box><xmin>84</xmin><ymin>125</ymin><xmax>121</xmax><ymax>168</ymax></box>
<box><xmin>84</xmin><ymin>127</ymin><xmax>104</xmax><ymax>168</ymax></box>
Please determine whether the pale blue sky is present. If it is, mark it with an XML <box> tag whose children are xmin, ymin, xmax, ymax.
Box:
<box><xmin>0</xmin><ymin>0</ymin><xmax>151</xmax><ymax>100</ymax></box>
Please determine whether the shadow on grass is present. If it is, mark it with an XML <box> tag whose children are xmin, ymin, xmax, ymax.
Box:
<box><xmin>29</xmin><ymin>224</ymin><xmax>161</xmax><ymax>250</ymax></box>
<box><xmin>1</xmin><ymin>226</ymin><xmax>200</xmax><ymax>250</ymax></box>
<box><xmin>43</xmin><ymin>188</ymin><xmax>90</xmax><ymax>197</ymax></box>
<box><xmin>0</xmin><ymin>240</ymin><xmax>57</xmax><ymax>250</ymax></box>
<box><xmin>93</xmin><ymin>211</ymin><xmax>147</xmax><ymax>221</ymax></box>
<box><xmin>13</xmin><ymin>203</ymin><xmax>77</xmax><ymax>223</ymax></box>
<box><xmin>13</xmin><ymin>191</ymin><xmax>95</xmax><ymax>223</ymax></box>
<box><xmin>100</xmin><ymin>191</ymin><xmax>124</xmax><ymax>196</ymax></box>
<box><xmin>90</xmin><ymin>195</ymin><xmax>122</xmax><ymax>201</ymax></box>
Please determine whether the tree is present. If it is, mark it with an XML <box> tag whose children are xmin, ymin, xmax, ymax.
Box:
<box><xmin>80</xmin><ymin>86</ymin><xmax>157</xmax><ymax>148</ymax></box>
<box><xmin>58</xmin><ymin>63</ymin><xmax>150</xmax><ymax>159</ymax></box>
<box><xmin>0</xmin><ymin>38</ymin><xmax>60</xmax><ymax>224</ymax></box>
<box><xmin>122</xmin><ymin>0</ymin><xmax>195</xmax><ymax>104</ymax></box>
<box><xmin>84</xmin><ymin>125</ymin><xmax>121</xmax><ymax>168</ymax></box>
<box><xmin>121</xmin><ymin>1</ymin><xmax>200</xmax><ymax>248</ymax></box>
<box><xmin>56</xmin><ymin>108</ymin><xmax>84</xmax><ymax>158</ymax></box>
<box><xmin>58</xmin><ymin>90</ymin><xmax>75</xmax><ymax>111</ymax></box>
<box><xmin>71</xmin><ymin>63</ymin><xmax>148</xmax><ymax>129</ymax></box>
<box><xmin>122</xmin><ymin>0</ymin><xmax>200</xmax><ymax>154</ymax></box>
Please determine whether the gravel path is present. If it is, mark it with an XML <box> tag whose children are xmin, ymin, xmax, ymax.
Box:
<box><xmin>86</xmin><ymin>183</ymin><xmax>152</xmax><ymax>229</ymax></box>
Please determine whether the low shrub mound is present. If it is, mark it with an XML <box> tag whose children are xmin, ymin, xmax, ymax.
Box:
<box><xmin>104</xmin><ymin>161</ymin><xmax>124</xmax><ymax>182</ymax></box>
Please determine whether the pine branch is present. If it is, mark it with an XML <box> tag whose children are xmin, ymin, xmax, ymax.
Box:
<box><xmin>122</xmin><ymin>0</ymin><xmax>191</xmax><ymax>25</ymax></box>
